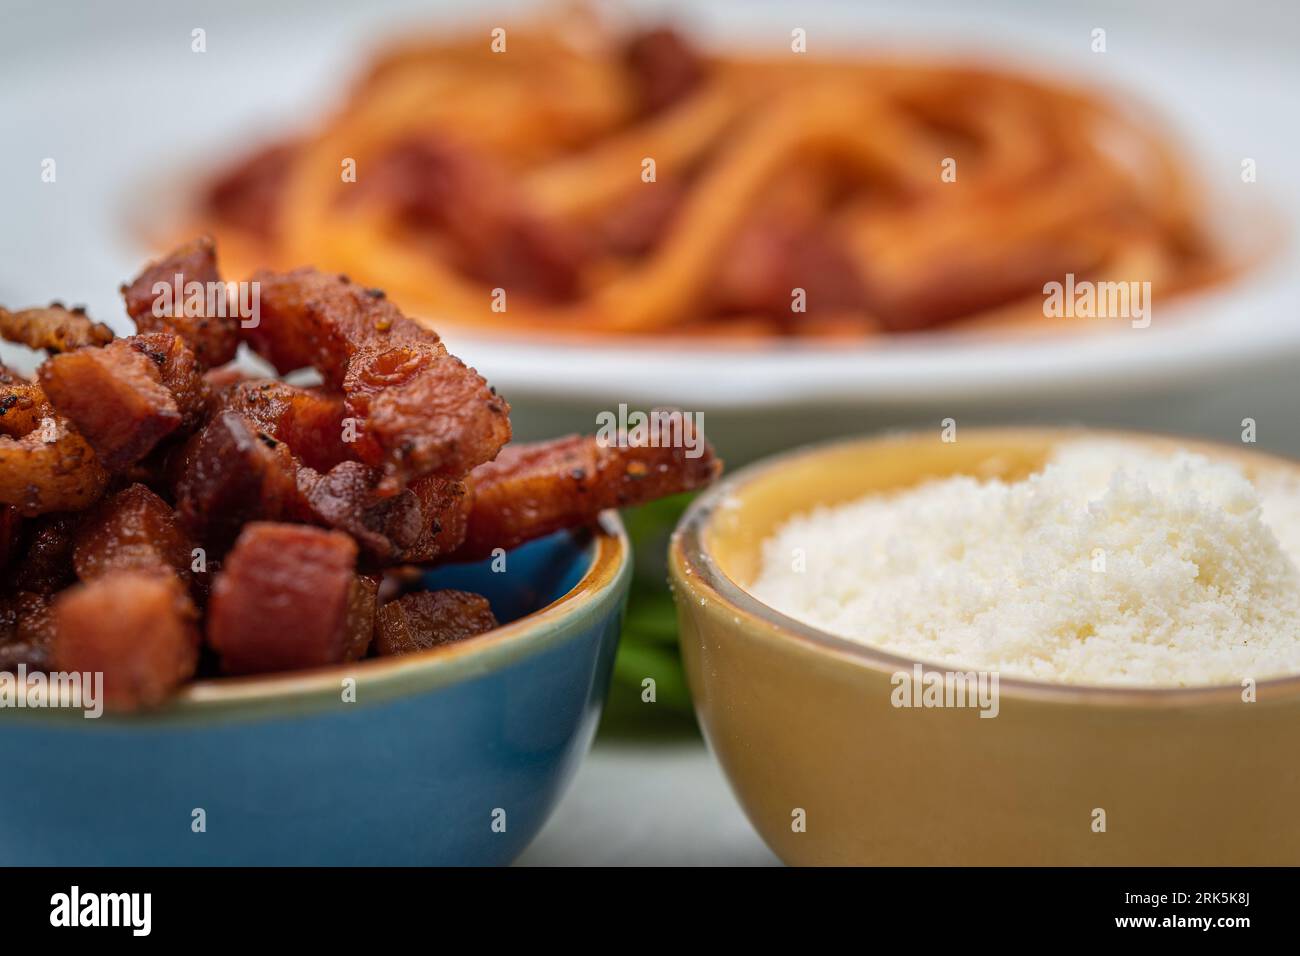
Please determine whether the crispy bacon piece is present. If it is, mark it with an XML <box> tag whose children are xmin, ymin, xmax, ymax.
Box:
<box><xmin>0</xmin><ymin>506</ymin><xmax>19</xmax><ymax>574</ymax></box>
<box><xmin>136</xmin><ymin>332</ymin><xmax>211</xmax><ymax>430</ymax></box>
<box><xmin>38</xmin><ymin>333</ymin><xmax>208</xmax><ymax>469</ymax></box>
<box><xmin>401</xmin><ymin>475</ymin><xmax>472</xmax><ymax>563</ymax></box>
<box><xmin>343</xmin><ymin>343</ymin><xmax>511</xmax><ymax>490</ymax></box>
<box><xmin>347</xmin><ymin>575</ymin><xmax>380</xmax><ymax>661</ymax></box>
<box><xmin>73</xmin><ymin>483</ymin><xmax>195</xmax><ymax>586</ymax></box>
<box><xmin>148</xmin><ymin>426</ymin><xmax>206</xmax><ymax>498</ymax></box>
<box><xmin>0</xmin><ymin>414</ymin><xmax>108</xmax><ymax>516</ymax></box>
<box><xmin>202</xmin><ymin>361</ymin><xmax>252</xmax><ymax>397</ymax></box>
<box><xmin>202</xmin><ymin>374</ymin><xmax>474</xmax><ymax>562</ymax></box>
<box><xmin>295</xmin><ymin>463</ymin><xmax>470</xmax><ymax>564</ymax></box>
<box><xmin>4</xmin><ymin>242</ymin><xmax>726</xmax><ymax>701</ymax></box>
<box><xmin>121</xmin><ymin>236</ymin><xmax>239</xmax><ymax>368</ymax></box>
<box><xmin>175</xmin><ymin>411</ymin><xmax>299</xmax><ymax>548</ymax></box>
<box><xmin>245</xmin><ymin>269</ymin><xmax>510</xmax><ymax>489</ymax></box>
<box><xmin>0</xmin><ymin>367</ymin><xmax>50</xmax><ymax>438</ymax></box>
<box><xmin>0</xmin><ymin>304</ymin><xmax>114</xmax><ymax>354</ymax></box>
<box><xmin>12</xmin><ymin>514</ymin><xmax>79</xmax><ymax>593</ymax></box>
<box><xmin>219</xmin><ymin>379</ymin><xmax>350</xmax><ymax>472</ymax></box>
<box><xmin>206</xmin><ymin>522</ymin><xmax>373</xmax><ymax>674</ymax></box>
<box><xmin>241</xmin><ymin>268</ymin><xmax>426</xmax><ymax>380</ymax></box>
<box><xmin>295</xmin><ymin>461</ymin><xmax>419</xmax><ymax>562</ymax></box>
<box><xmin>51</xmin><ymin>571</ymin><xmax>199</xmax><ymax>710</ymax></box>
<box><xmin>457</xmin><ymin>430</ymin><xmax>721</xmax><ymax>559</ymax></box>
<box><xmin>0</xmin><ymin>591</ymin><xmax>55</xmax><ymax>671</ymax></box>
<box><xmin>38</xmin><ymin>340</ymin><xmax>176</xmax><ymax>467</ymax></box>
<box><xmin>0</xmin><ymin>371</ymin><xmax>107</xmax><ymax>515</ymax></box>
<box><xmin>374</xmin><ymin>589</ymin><xmax>498</xmax><ymax>656</ymax></box>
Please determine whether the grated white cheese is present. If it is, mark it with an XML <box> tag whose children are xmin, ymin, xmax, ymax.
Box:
<box><xmin>751</xmin><ymin>440</ymin><xmax>1300</xmax><ymax>686</ymax></box>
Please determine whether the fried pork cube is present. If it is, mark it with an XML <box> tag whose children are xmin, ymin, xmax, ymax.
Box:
<box><xmin>0</xmin><ymin>303</ymin><xmax>114</xmax><ymax>354</ymax></box>
<box><xmin>295</xmin><ymin>463</ymin><xmax>471</xmax><ymax>564</ymax></box>
<box><xmin>120</xmin><ymin>236</ymin><xmax>239</xmax><ymax>368</ymax></box>
<box><xmin>50</xmin><ymin>571</ymin><xmax>199</xmax><ymax>710</ymax></box>
<box><xmin>11</xmin><ymin>513</ymin><xmax>79</xmax><ymax>593</ymax></box>
<box><xmin>242</xmin><ymin>268</ymin><xmax>429</xmax><ymax>382</ymax></box>
<box><xmin>219</xmin><ymin>379</ymin><xmax>350</xmax><ymax>472</ymax></box>
<box><xmin>72</xmin><ymin>483</ymin><xmax>195</xmax><ymax>586</ymax></box>
<box><xmin>0</xmin><ymin>414</ymin><xmax>108</xmax><ymax>515</ymax></box>
<box><xmin>348</xmin><ymin>575</ymin><xmax>380</xmax><ymax>660</ymax></box>
<box><xmin>343</xmin><ymin>343</ymin><xmax>511</xmax><ymax>491</ymax></box>
<box><xmin>207</xmin><ymin>374</ymin><xmax>474</xmax><ymax>563</ymax></box>
<box><xmin>37</xmin><ymin>333</ymin><xmax>208</xmax><ymax>469</ymax></box>
<box><xmin>244</xmin><ymin>269</ymin><xmax>510</xmax><ymax>489</ymax></box>
<box><xmin>457</xmin><ymin>431</ymin><xmax>722</xmax><ymax>559</ymax></box>
<box><xmin>175</xmin><ymin>411</ymin><xmax>299</xmax><ymax>549</ymax></box>
<box><xmin>295</xmin><ymin>461</ymin><xmax>422</xmax><ymax>563</ymax></box>
<box><xmin>374</xmin><ymin>589</ymin><xmax>498</xmax><ymax>656</ymax></box>
<box><xmin>202</xmin><ymin>361</ymin><xmax>253</xmax><ymax>397</ymax></box>
<box><xmin>0</xmin><ymin>591</ymin><xmax>55</xmax><ymax>671</ymax></box>
<box><xmin>134</xmin><ymin>332</ymin><xmax>211</xmax><ymax>431</ymax></box>
<box><xmin>0</xmin><ymin>506</ymin><xmax>19</xmax><ymax>574</ymax></box>
<box><xmin>3</xmin><ymin>368</ymin><xmax>107</xmax><ymax>518</ymax></box>
<box><xmin>400</xmin><ymin>474</ymin><xmax>472</xmax><ymax>563</ymax></box>
<box><xmin>0</xmin><ymin>366</ymin><xmax>49</xmax><ymax>437</ymax></box>
<box><xmin>37</xmin><ymin>342</ymin><xmax>177</xmax><ymax>469</ymax></box>
<box><xmin>206</xmin><ymin>522</ymin><xmax>375</xmax><ymax>674</ymax></box>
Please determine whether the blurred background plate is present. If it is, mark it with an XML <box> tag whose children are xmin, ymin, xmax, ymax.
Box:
<box><xmin>2</xmin><ymin>0</ymin><xmax>1298</xmax><ymax>463</ymax></box>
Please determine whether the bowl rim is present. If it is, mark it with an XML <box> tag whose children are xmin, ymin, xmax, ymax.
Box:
<box><xmin>672</xmin><ymin>426</ymin><xmax>1300</xmax><ymax>707</ymax></box>
<box><xmin>177</xmin><ymin>510</ymin><xmax>628</xmax><ymax>712</ymax></box>
<box><xmin>27</xmin><ymin>511</ymin><xmax>631</xmax><ymax>724</ymax></box>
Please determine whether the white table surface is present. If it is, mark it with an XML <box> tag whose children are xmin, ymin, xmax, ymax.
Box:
<box><xmin>516</xmin><ymin>738</ymin><xmax>781</xmax><ymax>867</ymax></box>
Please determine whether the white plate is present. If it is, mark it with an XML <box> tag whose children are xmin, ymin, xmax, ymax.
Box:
<box><xmin>2</xmin><ymin>0</ymin><xmax>1297</xmax><ymax>460</ymax></box>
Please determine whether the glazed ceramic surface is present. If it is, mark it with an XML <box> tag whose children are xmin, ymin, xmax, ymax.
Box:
<box><xmin>0</xmin><ymin>516</ymin><xmax>630</xmax><ymax>865</ymax></box>
<box><xmin>671</xmin><ymin>429</ymin><xmax>1300</xmax><ymax>865</ymax></box>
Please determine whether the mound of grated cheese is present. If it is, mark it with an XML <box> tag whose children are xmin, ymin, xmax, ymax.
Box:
<box><xmin>751</xmin><ymin>441</ymin><xmax>1300</xmax><ymax>686</ymax></box>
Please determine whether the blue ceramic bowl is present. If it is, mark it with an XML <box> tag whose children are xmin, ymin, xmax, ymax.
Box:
<box><xmin>0</xmin><ymin>514</ymin><xmax>630</xmax><ymax>865</ymax></box>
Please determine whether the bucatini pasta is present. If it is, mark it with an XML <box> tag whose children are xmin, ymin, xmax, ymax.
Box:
<box><xmin>191</xmin><ymin>9</ymin><xmax>1233</xmax><ymax>340</ymax></box>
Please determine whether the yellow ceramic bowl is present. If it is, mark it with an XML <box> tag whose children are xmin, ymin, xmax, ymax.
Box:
<box><xmin>670</xmin><ymin>428</ymin><xmax>1300</xmax><ymax>865</ymax></box>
